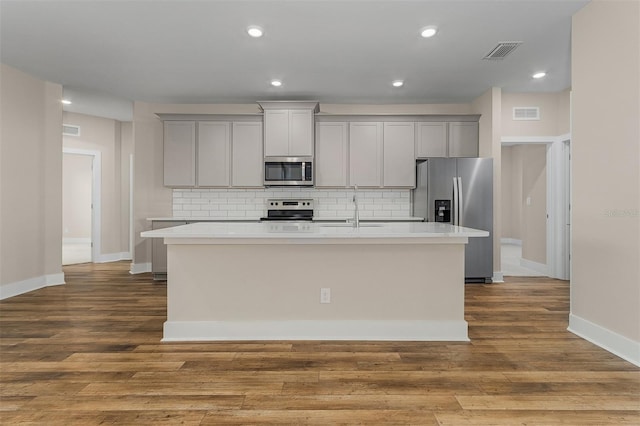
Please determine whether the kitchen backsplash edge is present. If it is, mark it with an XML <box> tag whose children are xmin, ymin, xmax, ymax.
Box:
<box><xmin>172</xmin><ymin>188</ymin><xmax>412</xmax><ymax>219</ymax></box>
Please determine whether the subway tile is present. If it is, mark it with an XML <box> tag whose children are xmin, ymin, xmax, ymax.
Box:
<box><xmin>173</xmin><ymin>189</ymin><xmax>411</xmax><ymax>218</ymax></box>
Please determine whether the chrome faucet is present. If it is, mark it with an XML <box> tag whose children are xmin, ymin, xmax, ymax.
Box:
<box><xmin>352</xmin><ymin>185</ymin><xmax>360</xmax><ymax>228</ymax></box>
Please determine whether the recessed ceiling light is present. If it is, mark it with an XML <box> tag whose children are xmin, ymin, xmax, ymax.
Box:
<box><xmin>61</xmin><ymin>99</ymin><xmax>72</xmax><ymax>105</ymax></box>
<box><xmin>420</xmin><ymin>26</ymin><xmax>438</xmax><ymax>38</ymax></box>
<box><xmin>532</xmin><ymin>72</ymin><xmax>547</xmax><ymax>79</ymax></box>
<box><xmin>392</xmin><ymin>80</ymin><xmax>404</xmax><ymax>88</ymax></box>
<box><xmin>247</xmin><ymin>26</ymin><xmax>263</xmax><ymax>38</ymax></box>
<box><xmin>270</xmin><ymin>79</ymin><xmax>282</xmax><ymax>87</ymax></box>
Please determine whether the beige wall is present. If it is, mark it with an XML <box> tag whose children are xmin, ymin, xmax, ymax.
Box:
<box><xmin>520</xmin><ymin>145</ymin><xmax>547</xmax><ymax>264</ymax></box>
<box><xmin>472</xmin><ymin>87</ymin><xmax>502</xmax><ymax>275</ymax></box>
<box><xmin>0</xmin><ymin>64</ymin><xmax>63</xmax><ymax>287</ymax></box>
<box><xmin>63</xmin><ymin>112</ymin><xmax>130</xmax><ymax>256</ymax></box>
<box><xmin>132</xmin><ymin>102</ymin><xmax>172</xmax><ymax>268</ymax></box>
<box><xmin>63</xmin><ymin>153</ymin><xmax>92</xmax><ymax>239</ymax></box>
<box><xmin>121</xmin><ymin>122</ymin><xmax>133</xmax><ymax>254</ymax></box>
<box><xmin>501</xmin><ymin>145</ymin><xmax>547</xmax><ymax>264</ymax></box>
<box><xmin>572</xmin><ymin>0</ymin><xmax>639</xmax><ymax>345</ymax></box>
<box><xmin>502</xmin><ymin>90</ymin><xmax>571</xmax><ymax>137</ymax></box>
<box><xmin>501</xmin><ymin>146</ymin><xmax>521</xmax><ymax>239</ymax></box>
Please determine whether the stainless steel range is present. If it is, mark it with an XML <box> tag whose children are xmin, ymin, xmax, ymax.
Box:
<box><xmin>261</xmin><ymin>199</ymin><xmax>314</xmax><ymax>221</ymax></box>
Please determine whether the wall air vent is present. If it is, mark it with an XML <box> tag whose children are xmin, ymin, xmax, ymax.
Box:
<box><xmin>483</xmin><ymin>42</ymin><xmax>522</xmax><ymax>60</ymax></box>
<box><xmin>62</xmin><ymin>124</ymin><xmax>81</xmax><ymax>136</ymax></box>
<box><xmin>513</xmin><ymin>107</ymin><xmax>540</xmax><ymax>121</ymax></box>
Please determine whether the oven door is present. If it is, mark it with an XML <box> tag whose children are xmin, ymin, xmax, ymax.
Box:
<box><xmin>264</xmin><ymin>157</ymin><xmax>313</xmax><ymax>186</ymax></box>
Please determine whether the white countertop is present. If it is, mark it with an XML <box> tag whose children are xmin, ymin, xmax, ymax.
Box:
<box><xmin>141</xmin><ymin>221</ymin><xmax>488</xmax><ymax>241</ymax></box>
<box><xmin>147</xmin><ymin>217</ymin><xmax>260</xmax><ymax>222</ymax></box>
<box><xmin>147</xmin><ymin>217</ymin><xmax>424</xmax><ymax>222</ymax></box>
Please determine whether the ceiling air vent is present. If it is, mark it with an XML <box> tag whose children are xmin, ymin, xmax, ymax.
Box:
<box><xmin>62</xmin><ymin>124</ymin><xmax>80</xmax><ymax>136</ymax></box>
<box><xmin>483</xmin><ymin>42</ymin><xmax>522</xmax><ymax>60</ymax></box>
<box><xmin>513</xmin><ymin>107</ymin><xmax>540</xmax><ymax>121</ymax></box>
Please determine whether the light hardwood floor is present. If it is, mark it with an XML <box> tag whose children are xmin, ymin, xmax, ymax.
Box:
<box><xmin>1</xmin><ymin>262</ymin><xmax>638</xmax><ymax>425</ymax></box>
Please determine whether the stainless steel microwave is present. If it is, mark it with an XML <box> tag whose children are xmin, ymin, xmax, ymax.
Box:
<box><xmin>264</xmin><ymin>157</ymin><xmax>313</xmax><ymax>186</ymax></box>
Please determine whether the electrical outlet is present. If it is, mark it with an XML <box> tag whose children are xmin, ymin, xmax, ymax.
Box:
<box><xmin>320</xmin><ymin>288</ymin><xmax>331</xmax><ymax>304</ymax></box>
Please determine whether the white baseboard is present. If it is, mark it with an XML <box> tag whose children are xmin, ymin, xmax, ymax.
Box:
<box><xmin>501</xmin><ymin>238</ymin><xmax>522</xmax><ymax>246</ymax></box>
<box><xmin>162</xmin><ymin>320</ymin><xmax>469</xmax><ymax>342</ymax></box>
<box><xmin>568</xmin><ymin>314</ymin><xmax>640</xmax><ymax>367</ymax></box>
<box><xmin>95</xmin><ymin>252</ymin><xmax>132</xmax><ymax>263</ymax></box>
<box><xmin>129</xmin><ymin>262</ymin><xmax>151</xmax><ymax>274</ymax></box>
<box><xmin>492</xmin><ymin>271</ymin><xmax>504</xmax><ymax>283</ymax></box>
<box><xmin>0</xmin><ymin>272</ymin><xmax>66</xmax><ymax>300</ymax></box>
<box><xmin>520</xmin><ymin>258</ymin><xmax>548</xmax><ymax>275</ymax></box>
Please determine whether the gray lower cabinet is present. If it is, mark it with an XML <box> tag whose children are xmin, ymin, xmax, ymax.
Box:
<box><xmin>151</xmin><ymin>220</ymin><xmax>261</xmax><ymax>280</ymax></box>
<box><xmin>152</xmin><ymin>221</ymin><xmax>186</xmax><ymax>280</ymax></box>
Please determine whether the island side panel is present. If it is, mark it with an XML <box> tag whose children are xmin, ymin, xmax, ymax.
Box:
<box><xmin>165</xmin><ymin>241</ymin><xmax>466</xmax><ymax>341</ymax></box>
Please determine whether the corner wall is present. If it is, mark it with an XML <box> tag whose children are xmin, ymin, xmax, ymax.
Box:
<box><xmin>570</xmin><ymin>0</ymin><xmax>640</xmax><ymax>365</ymax></box>
<box><xmin>0</xmin><ymin>64</ymin><xmax>64</xmax><ymax>298</ymax></box>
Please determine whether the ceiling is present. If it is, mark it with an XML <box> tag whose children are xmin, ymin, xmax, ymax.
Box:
<box><xmin>0</xmin><ymin>0</ymin><xmax>589</xmax><ymax>122</ymax></box>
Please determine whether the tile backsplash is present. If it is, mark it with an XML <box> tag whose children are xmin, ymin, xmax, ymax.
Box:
<box><xmin>173</xmin><ymin>188</ymin><xmax>412</xmax><ymax>219</ymax></box>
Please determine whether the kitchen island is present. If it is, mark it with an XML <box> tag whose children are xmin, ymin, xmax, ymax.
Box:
<box><xmin>141</xmin><ymin>221</ymin><xmax>489</xmax><ymax>342</ymax></box>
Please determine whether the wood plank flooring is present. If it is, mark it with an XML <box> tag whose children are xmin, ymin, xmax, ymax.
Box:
<box><xmin>1</xmin><ymin>262</ymin><xmax>638</xmax><ymax>425</ymax></box>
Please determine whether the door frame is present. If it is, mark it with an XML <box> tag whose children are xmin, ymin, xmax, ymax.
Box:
<box><xmin>501</xmin><ymin>134</ymin><xmax>571</xmax><ymax>280</ymax></box>
<box><xmin>62</xmin><ymin>148</ymin><xmax>101</xmax><ymax>262</ymax></box>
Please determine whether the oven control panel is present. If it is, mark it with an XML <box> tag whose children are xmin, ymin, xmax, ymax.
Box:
<box><xmin>266</xmin><ymin>199</ymin><xmax>314</xmax><ymax>210</ymax></box>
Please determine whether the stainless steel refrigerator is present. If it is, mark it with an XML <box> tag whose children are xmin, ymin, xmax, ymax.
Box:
<box><xmin>413</xmin><ymin>158</ymin><xmax>493</xmax><ymax>283</ymax></box>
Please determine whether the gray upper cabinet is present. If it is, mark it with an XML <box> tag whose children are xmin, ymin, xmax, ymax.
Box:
<box><xmin>383</xmin><ymin>122</ymin><xmax>416</xmax><ymax>187</ymax></box>
<box><xmin>415</xmin><ymin>121</ymin><xmax>479</xmax><ymax>158</ymax></box>
<box><xmin>264</xmin><ymin>109</ymin><xmax>313</xmax><ymax>157</ymax></box>
<box><xmin>416</xmin><ymin>122</ymin><xmax>447</xmax><ymax>158</ymax></box>
<box><xmin>263</xmin><ymin>110</ymin><xmax>290</xmax><ymax>156</ymax></box>
<box><xmin>289</xmin><ymin>109</ymin><xmax>314</xmax><ymax>156</ymax></box>
<box><xmin>163</xmin><ymin>118</ymin><xmax>263</xmax><ymax>188</ymax></box>
<box><xmin>164</xmin><ymin>121</ymin><xmax>196</xmax><ymax>187</ymax></box>
<box><xmin>448</xmin><ymin>122</ymin><xmax>479</xmax><ymax>157</ymax></box>
<box><xmin>259</xmin><ymin>101</ymin><xmax>319</xmax><ymax>157</ymax></box>
<box><xmin>349</xmin><ymin>122</ymin><xmax>383</xmax><ymax>187</ymax></box>
<box><xmin>197</xmin><ymin>122</ymin><xmax>230</xmax><ymax>187</ymax></box>
<box><xmin>315</xmin><ymin>122</ymin><xmax>348</xmax><ymax>187</ymax></box>
<box><xmin>348</xmin><ymin>121</ymin><xmax>416</xmax><ymax>188</ymax></box>
<box><xmin>232</xmin><ymin>122</ymin><xmax>263</xmax><ymax>187</ymax></box>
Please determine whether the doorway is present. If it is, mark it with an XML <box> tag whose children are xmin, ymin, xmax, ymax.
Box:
<box><xmin>62</xmin><ymin>149</ymin><xmax>101</xmax><ymax>265</ymax></box>
<box><xmin>500</xmin><ymin>138</ymin><xmax>571</xmax><ymax>280</ymax></box>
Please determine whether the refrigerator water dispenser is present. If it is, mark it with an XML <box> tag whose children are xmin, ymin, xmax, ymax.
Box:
<box><xmin>435</xmin><ymin>200</ymin><xmax>451</xmax><ymax>222</ymax></box>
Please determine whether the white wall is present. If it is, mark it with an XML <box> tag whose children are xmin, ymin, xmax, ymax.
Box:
<box><xmin>570</xmin><ymin>0</ymin><xmax>640</xmax><ymax>365</ymax></box>
<box><xmin>0</xmin><ymin>64</ymin><xmax>64</xmax><ymax>298</ymax></box>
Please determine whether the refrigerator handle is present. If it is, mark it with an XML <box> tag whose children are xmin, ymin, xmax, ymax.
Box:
<box><xmin>457</xmin><ymin>177</ymin><xmax>463</xmax><ymax>227</ymax></box>
<box><xmin>452</xmin><ymin>177</ymin><xmax>459</xmax><ymax>225</ymax></box>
